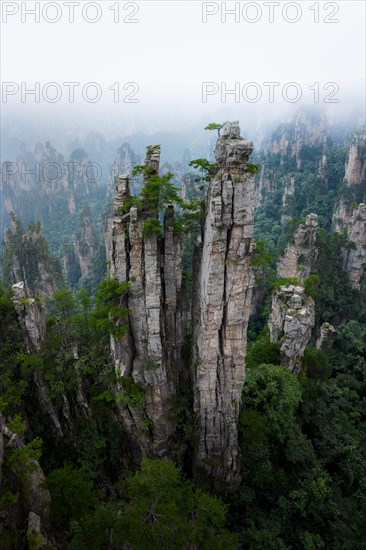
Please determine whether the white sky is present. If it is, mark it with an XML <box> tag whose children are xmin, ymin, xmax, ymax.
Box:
<box><xmin>0</xmin><ymin>1</ymin><xmax>365</xmax><ymax>124</ymax></box>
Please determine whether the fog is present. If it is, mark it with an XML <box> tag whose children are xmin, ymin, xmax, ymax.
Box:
<box><xmin>1</xmin><ymin>1</ymin><xmax>365</xmax><ymax>137</ymax></box>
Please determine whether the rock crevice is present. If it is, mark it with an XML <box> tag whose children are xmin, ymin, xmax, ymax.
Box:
<box><xmin>109</xmin><ymin>147</ymin><xmax>183</xmax><ymax>459</ymax></box>
<box><xmin>192</xmin><ymin>121</ymin><xmax>255</xmax><ymax>489</ymax></box>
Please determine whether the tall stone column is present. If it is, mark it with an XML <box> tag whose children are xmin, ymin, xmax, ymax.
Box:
<box><xmin>109</xmin><ymin>146</ymin><xmax>183</xmax><ymax>459</ymax></box>
<box><xmin>192</xmin><ymin>121</ymin><xmax>255</xmax><ymax>489</ymax></box>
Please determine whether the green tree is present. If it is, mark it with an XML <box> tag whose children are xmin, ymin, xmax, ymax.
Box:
<box><xmin>70</xmin><ymin>459</ymin><xmax>235</xmax><ymax>550</ymax></box>
<box><xmin>205</xmin><ymin>122</ymin><xmax>224</xmax><ymax>136</ymax></box>
<box><xmin>47</xmin><ymin>465</ymin><xmax>98</xmax><ymax>529</ymax></box>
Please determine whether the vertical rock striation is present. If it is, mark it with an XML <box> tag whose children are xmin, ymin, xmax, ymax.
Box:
<box><xmin>3</xmin><ymin>218</ymin><xmax>63</xmax><ymax>298</ymax></box>
<box><xmin>344</xmin><ymin>133</ymin><xmax>366</xmax><ymax>186</ymax></box>
<box><xmin>280</xmin><ymin>176</ymin><xmax>296</xmax><ymax>224</ymax></box>
<box><xmin>332</xmin><ymin>198</ymin><xmax>354</xmax><ymax>233</ymax></box>
<box><xmin>109</xmin><ymin>146</ymin><xmax>183</xmax><ymax>459</ymax></box>
<box><xmin>268</xmin><ymin>285</ymin><xmax>315</xmax><ymax>373</ymax></box>
<box><xmin>11</xmin><ymin>282</ymin><xmax>64</xmax><ymax>437</ymax></box>
<box><xmin>343</xmin><ymin>203</ymin><xmax>366</xmax><ymax>289</ymax></box>
<box><xmin>192</xmin><ymin>121</ymin><xmax>255</xmax><ymax>489</ymax></box>
<box><xmin>277</xmin><ymin>214</ymin><xmax>318</xmax><ymax>281</ymax></box>
<box><xmin>12</xmin><ymin>282</ymin><xmax>46</xmax><ymax>353</ymax></box>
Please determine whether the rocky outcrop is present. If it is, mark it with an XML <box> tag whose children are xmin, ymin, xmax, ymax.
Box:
<box><xmin>109</xmin><ymin>143</ymin><xmax>141</xmax><ymax>197</ymax></box>
<box><xmin>3</xmin><ymin>218</ymin><xmax>63</xmax><ymax>298</ymax></box>
<box><xmin>281</xmin><ymin>175</ymin><xmax>296</xmax><ymax>224</ymax></box>
<box><xmin>277</xmin><ymin>214</ymin><xmax>318</xmax><ymax>281</ymax></box>
<box><xmin>332</xmin><ymin>198</ymin><xmax>354</xmax><ymax>233</ymax></box>
<box><xmin>75</xmin><ymin>207</ymin><xmax>97</xmax><ymax>278</ymax></box>
<box><xmin>192</xmin><ymin>121</ymin><xmax>255</xmax><ymax>489</ymax></box>
<box><xmin>269</xmin><ymin>110</ymin><xmax>326</xmax><ymax>168</ymax></box>
<box><xmin>316</xmin><ymin>322</ymin><xmax>336</xmax><ymax>350</ymax></box>
<box><xmin>12</xmin><ymin>282</ymin><xmax>46</xmax><ymax>352</ymax></box>
<box><xmin>269</xmin><ymin>285</ymin><xmax>315</xmax><ymax>373</ymax></box>
<box><xmin>63</xmin><ymin>206</ymin><xmax>98</xmax><ymax>284</ymax></box>
<box><xmin>108</xmin><ymin>146</ymin><xmax>183</xmax><ymax>459</ymax></box>
<box><xmin>343</xmin><ymin>203</ymin><xmax>366</xmax><ymax>289</ymax></box>
<box><xmin>12</xmin><ymin>281</ymin><xmax>64</xmax><ymax>438</ymax></box>
<box><xmin>254</xmin><ymin>164</ymin><xmax>276</xmax><ymax>206</ymax></box>
<box><xmin>0</xmin><ymin>417</ymin><xmax>51</xmax><ymax>545</ymax></box>
<box><xmin>345</xmin><ymin>133</ymin><xmax>366</xmax><ymax>186</ymax></box>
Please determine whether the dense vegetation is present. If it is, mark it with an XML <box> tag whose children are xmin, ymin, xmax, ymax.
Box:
<box><xmin>1</xmin><ymin>270</ymin><xmax>366</xmax><ymax>548</ymax></box>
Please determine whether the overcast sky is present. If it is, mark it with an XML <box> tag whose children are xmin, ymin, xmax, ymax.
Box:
<box><xmin>1</xmin><ymin>1</ymin><xmax>365</xmax><ymax>129</ymax></box>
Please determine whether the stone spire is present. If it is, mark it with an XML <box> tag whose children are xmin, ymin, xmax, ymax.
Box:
<box><xmin>344</xmin><ymin>133</ymin><xmax>366</xmax><ymax>186</ymax></box>
<box><xmin>277</xmin><ymin>214</ymin><xmax>318</xmax><ymax>282</ymax></box>
<box><xmin>268</xmin><ymin>284</ymin><xmax>315</xmax><ymax>373</ymax></box>
<box><xmin>192</xmin><ymin>121</ymin><xmax>255</xmax><ymax>489</ymax></box>
<box><xmin>344</xmin><ymin>203</ymin><xmax>366</xmax><ymax>289</ymax></box>
<box><xmin>108</xmin><ymin>145</ymin><xmax>183</xmax><ymax>459</ymax></box>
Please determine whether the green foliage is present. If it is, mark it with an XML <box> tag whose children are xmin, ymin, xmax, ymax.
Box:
<box><xmin>2</xmin><ymin>217</ymin><xmax>64</xmax><ymax>293</ymax></box>
<box><xmin>120</xmin><ymin>459</ymin><xmax>235</xmax><ymax>549</ymax></box>
<box><xmin>116</xmin><ymin>376</ymin><xmax>145</xmax><ymax>408</ymax></box>
<box><xmin>188</xmin><ymin>158</ymin><xmax>218</xmax><ymax>181</ymax></box>
<box><xmin>127</xmin><ymin>167</ymin><xmax>184</xmax><ymax>216</ymax></box>
<box><xmin>205</xmin><ymin>122</ymin><xmax>224</xmax><ymax>136</ymax></box>
<box><xmin>0</xmin><ymin>490</ymin><xmax>19</xmax><ymax>511</ymax></box>
<box><xmin>125</xmin><ymin>155</ymin><xmax>205</xmax><ymax>241</ymax></box>
<box><xmin>143</xmin><ymin>217</ymin><xmax>163</xmax><ymax>239</ymax></box>
<box><xmin>7</xmin><ymin>414</ymin><xmax>26</xmax><ymax>436</ymax></box>
<box><xmin>246</xmin><ymin>162</ymin><xmax>260</xmax><ymax>174</ymax></box>
<box><xmin>233</xmin><ymin>315</ymin><xmax>366</xmax><ymax>549</ymax></box>
<box><xmin>304</xmin><ymin>274</ymin><xmax>320</xmax><ymax>297</ymax></box>
<box><xmin>241</xmin><ymin>364</ymin><xmax>302</xmax><ymax>436</ymax></box>
<box><xmin>92</xmin><ymin>279</ymin><xmax>130</xmax><ymax>338</ymax></box>
<box><xmin>0</xmin><ymin>283</ymin><xmax>27</xmax><ymax>414</ymax></box>
<box><xmin>141</xmin><ymin>172</ymin><xmax>184</xmax><ymax>211</ymax></box>
<box><xmin>47</xmin><ymin>465</ymin><xmax>97</xmax><ymax>529</ymax></box>
<box><xmin>70</xmin><ymin>459</ymin><xmax>235</xmax><ymax>549</ymax></box>
<box><xmin>251</xmin><ymin>240</ymin><xmax>273</xmax><ymax>269</ymax></box>
<box><xmin>169</xmin><ymin>377</ymin><xmax>195</xmax><ymax>459</ymax></box>
<box><xmin>273</xmin><ymin>276</ymin><xmax>300</xmax><ymax>288</ymax></box>
<box><xmin>312</xmin><ymin>229</ymin><xmax>357</xmax><ymax>325</ymax></box>
<box><xmin>301</xmin><ymin>346</ymin><xmax>330</xmax><ymax>381</ymax></box>
<box><xmin>5</xmin><ymin>438</ymin><xmax>43</xmax><ymax>477</ymax></box>
<box><xmin>246</xmin><ymin>329</ymin><xmax>281</xmax><ymax>369</ymax></box>
<box><xmin>131</xmin><ymin>164</ymin><xmax>154</xmax><ymax>178</ymax></box>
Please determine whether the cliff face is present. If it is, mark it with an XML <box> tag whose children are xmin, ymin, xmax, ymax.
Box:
<box><xmin>192</xmin><ymin>122</ymin><xmax>255</xmax><ymax>489</ymax></box>
<box><xmin>3</xmin><ymin>218</ymin><xmax>64</xmax><ymax>298</ymax></box>
<box><xmin>12</xmin><ymin>281</ymin><xmax>64</xmax><ymax>438</ymax></box>
<box><xmin>110</xmin><ymin>143</ymin><xmax>141</xmax><ymax>196</ymax></box>
<box><xmin>1</xmin><ymin>285</ymin><xmax>53</xmax><ymax>544</ymax></box>
<box><xmin>254</xmin><ymin>164</ymin><xmax>277</xmax><ymax>207</ymax></box>
<box><xmin>0</xmin><ymin>417</ymin><xmax>51</xmax><ymax>547</ymax></box>
<box><xmin>269</xmin><ymin>285</ymin><xmax>315</xmax><ymax>373</ymax></box>
<box><xmin>109</xmin><ymin>146</ymin><xmax>183</xmax><ymax>459</ymax></box>
<box><xmin>63</xmin><ymin>206</ymin><xmax>98</xmax><ymax>284</ymax></box>
<box><xmin>277</xmin><ymin>214</ymin><xmax>318</xmax><ymax>281</ymax></box>
<box><xmin>269</xmin><ymin>110</ymin><xmax>326</xmax><ymax>168</ymax></box>
<box><xmin>332</xmin><ymin>198</ymin><xmax>354</xmax><ymax>233</ymax></box>
<box><xmin>12</xmin><ymin>282</ymin><xmax>46</xmax><ymax>353</ymax></box>
<box><xmin>345</xmin><ymin>133</ymin><xmax>366</xmax><ymax>186</ymax></box>
<box><xmin>281</xmin><ymin>175</ymin><xmax>296</xmax><ymax>224</ymax></box>
<box><xmin>343</xmin><ymin>203</ymin><xmax>366</xmax><ymax>289</ymax></box>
